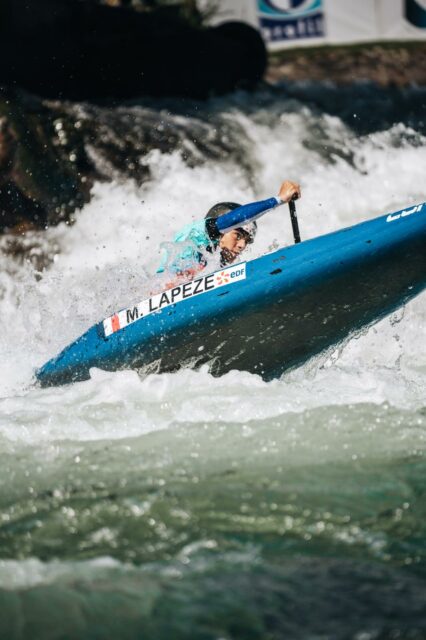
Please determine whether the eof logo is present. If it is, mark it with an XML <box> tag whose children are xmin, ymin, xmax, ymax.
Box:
<box><xmin>262</xmin><ymin>0</ymin><xmax>319</xmax><ymax>14</ymax></box>
<box><xmin>215</xmin><ymin>271</ymin><xmax>230</xmax><ymax>286</ymax></box>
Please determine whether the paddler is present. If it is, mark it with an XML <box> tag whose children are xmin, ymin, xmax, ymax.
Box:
<box><xmin>158</xmin><ymin>179</ymin><xmax>301</xmax><ymax>278</ymax></box>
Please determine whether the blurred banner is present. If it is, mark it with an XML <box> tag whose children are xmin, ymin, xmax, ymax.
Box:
<box><xmin>207</xmin><ymin>0</ymin><xmax>426</xmax><ymax>48</ymax></box>
<box><xmin>258</xmin><ymin>0</ymin><xmax>325</xmax><ymax>44</ymax></box>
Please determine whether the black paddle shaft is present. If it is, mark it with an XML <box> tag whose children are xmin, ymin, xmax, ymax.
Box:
<box><xmin>289</xmin><ymin>199</ymin><xmax>301</xmax><ymax>244</ymax></box>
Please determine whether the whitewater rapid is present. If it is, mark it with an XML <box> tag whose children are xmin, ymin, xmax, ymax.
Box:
<box><xmin>1</xmin><ymin>102</ymin><xmax>425</xmax><ymax>411</ymax></box>
<box><xmin>0</xmin><ymin>87</ymin><xmax>425</xmax><ymax>639</ymax></box>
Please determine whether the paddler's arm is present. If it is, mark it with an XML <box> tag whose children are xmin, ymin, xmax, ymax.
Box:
<box><xmin>215</xmin><ymin>180</ymin><xmax>301</xmax><ymax>233</ymax></box>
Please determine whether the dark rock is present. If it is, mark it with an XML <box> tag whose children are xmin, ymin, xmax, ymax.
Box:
<box><xmin>0</xmin><ymin>92</ymin><xmax>103</xmax><ymax>232</ymax></box>
<box><xmin>0</xmin><ymin>86</ymin><xmax>254</xmax><ymax>234</ymax></box>
<box><xmin>0</xmin><ymin>88</ymin><xmax>93</xmax><ymax>233</ymax></box>
<box><xmin>0</xmin><ymin>0</ymin><xmax>267</xmax><ymax>235</ymax></box>
<box><xmin>0</xmin><ymin>0</ymin><xmax>266</xmax><ymax>101</ymax></box>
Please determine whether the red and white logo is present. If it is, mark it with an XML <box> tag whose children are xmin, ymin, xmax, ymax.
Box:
<box><xmin>215</xmin><ymin>270</ymin><xmax>230</xmax><ymax>286</ymax></box>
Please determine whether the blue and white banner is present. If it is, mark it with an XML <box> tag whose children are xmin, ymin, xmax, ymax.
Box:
<box><xmin>258</xmin><ymin>0</ymin><xmax>325</xmax><ymax>43</ymax></box>
<box><xmin>405</xmin><ymin>0</ymin><xmax>426</xmax><ymax>28</ymax></box>
<box><xmin>208</xmin><ymin>0</ymin><xmax>426</xmax><ymax>48</ymax></box>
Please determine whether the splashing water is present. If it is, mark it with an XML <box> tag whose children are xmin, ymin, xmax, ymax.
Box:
<box><xmin>0</xmin><ymin>86</ymin><xmax>426</xmax><ymax>639</ymax></box>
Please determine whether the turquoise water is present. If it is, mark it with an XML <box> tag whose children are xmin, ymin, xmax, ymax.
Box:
<box><xmin>1</xmin><ymin>397</ymin><xmax>425</xmax><ymax>638</ymax></box>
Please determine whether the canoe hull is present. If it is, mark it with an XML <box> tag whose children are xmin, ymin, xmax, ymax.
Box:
<box><xmin>36</xmin><ymin>203</ymin><xmax>426</xmax><ymax>386</ymax></box>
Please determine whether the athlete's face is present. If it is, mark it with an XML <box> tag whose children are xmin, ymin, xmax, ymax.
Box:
<box><xmin>219</xmin><ymin>230</ymin><xmax>248</xmax><ymax>263</ymax></box>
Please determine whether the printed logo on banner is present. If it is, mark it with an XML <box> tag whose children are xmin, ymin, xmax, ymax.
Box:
<box><xmin>405</xmin><ymin>0</ymin><xmax>426</xmax><ymax>28</ymax></box>
<box><xmin>103</xmin><ymin>262</ymin><xmax>247</xmax><ymax>337</ymax></box>
<box><xmin>258</xmin><ymin>0</ymin><xmax>325</xmax><ymax>43</ymax></box>
<box><xmin>215</xmin><ymin>271</ymin><xmax>230</xmax><ymax>286</ymax></box>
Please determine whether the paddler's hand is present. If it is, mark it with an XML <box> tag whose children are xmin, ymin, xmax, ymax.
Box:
<box><xmin>278</xmin><ymin>180</ymin><xmax>301</xmax><ymax>204</ymax></box>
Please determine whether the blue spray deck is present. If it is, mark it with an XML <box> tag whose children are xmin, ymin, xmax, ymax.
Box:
<box><xmin>37</xmin><ymin>203</ymin><xmax>426</xmax><ymax>387</ymax></box>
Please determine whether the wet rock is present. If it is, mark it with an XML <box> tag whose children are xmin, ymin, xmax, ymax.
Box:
<box><xmin>0</xmin><ymin>89</ymin><xmax>92</xmax><ymax>233</ymax></box>
<box><xmin>0</xmin><ymin>87</ymin><xmax>254</xmax><ymax>235</ymax></box>
<box><xmin>0</xmin><ymin>233</ymin><xmax>61</xmax><ymax>273</ymax></box>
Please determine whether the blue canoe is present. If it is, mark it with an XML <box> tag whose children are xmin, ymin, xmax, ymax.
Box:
<box><xmin>37</xmin><ymin>202</ymin><xmax>426</xmax><ymax>386</ymax></box>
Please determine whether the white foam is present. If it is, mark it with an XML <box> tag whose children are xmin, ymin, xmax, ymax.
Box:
<box><xmin>0</xmin><ymin>105</ymin><xmax>425</xmax><ymax>446</ymax></box>
<box><xmin>0</xmin><ymin>556</ymin><xmax>123</xmax><ymax>589</ymax></box>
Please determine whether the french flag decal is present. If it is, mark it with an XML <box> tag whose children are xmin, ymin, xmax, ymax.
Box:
<box><xmin>104</xmin><ymin>314</ymin><xmax>121</xmax><ymax>337</ymax></box>
<box><xmin>111</xmin><ymin>314</ymin><xmax>121</xmax><ymax>332</ymax></box>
